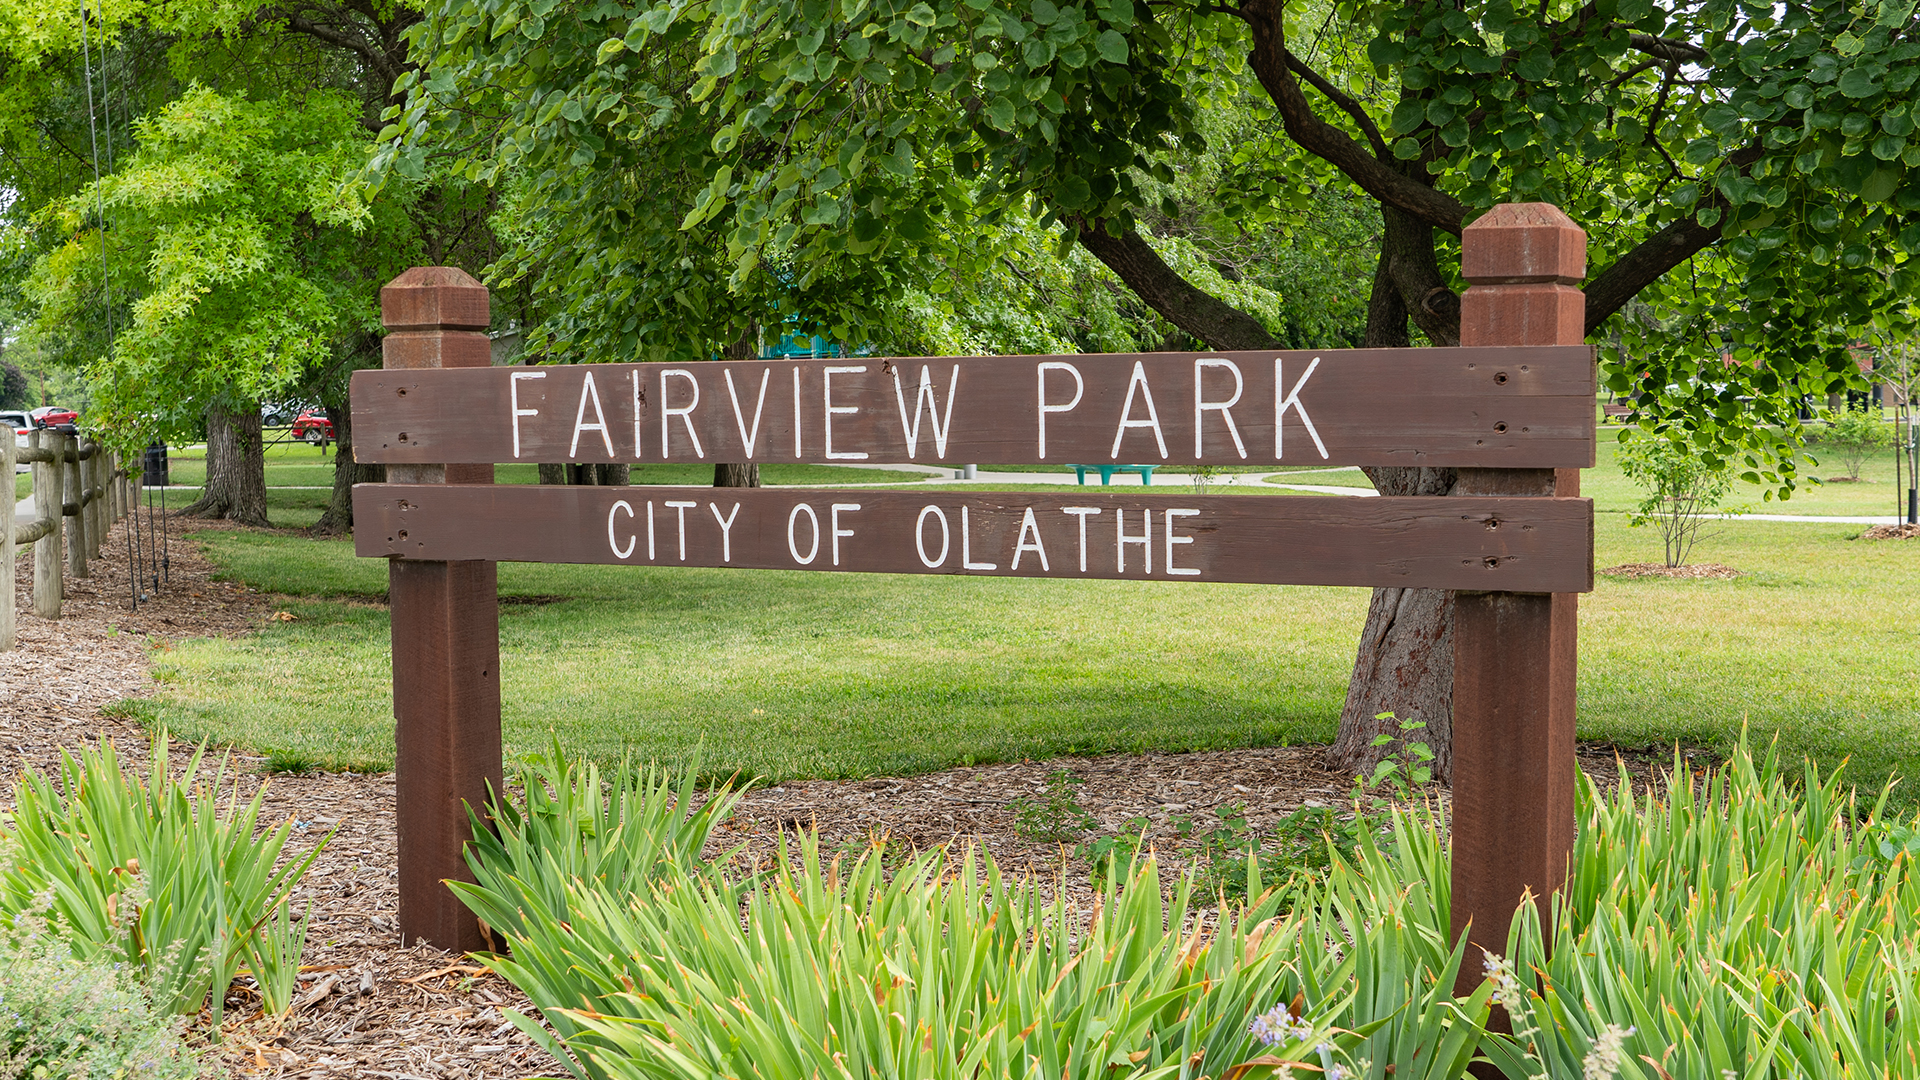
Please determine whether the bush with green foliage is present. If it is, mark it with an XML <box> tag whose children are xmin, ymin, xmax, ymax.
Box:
<box><xmin>458</xmin><ymin>739</ymin><xmax>748</xmax><ymax>946</ymax></box>
<box><xmin>1814</xmin><ymin>403</ymin><xmax>1894</xmax><ymax>481</ymax></box>
<box><xmin>458</xmin><ymin>738</ymin><xmax>1920</xmax><ymax>1080</ymax></box>
<box><xmin>0</xmin><ymin>906</ymin><xmax>204</xmax><ymax>1079</ymax></box>
<box><xmin>1006</xmin><ymin>767</ymin><xmax>1099</xmax><ymax>842</ymax></box>
<box><xmin>0</xmin><ymin>735</ymin><xmax>328</xmax><ymax>1019</ymax></box>
<box><xmin>0</xmin><ymin>361</ymin><xmax>26</xmax><ymax>410</ymax></box>
<box><xmin>1618</xmin><ymin>435</ymin><xmax>1738</xmax><ymax>567</ymax></box>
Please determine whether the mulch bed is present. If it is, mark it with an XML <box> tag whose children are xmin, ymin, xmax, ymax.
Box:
<box><xmin>1859</xmin><ymin>523</ymin><xmax>1920</xmax><ymax>540</ymax></box>
<box><xmin>1600</xmin><ymin>562</ymin><xmax>1741</xmax><ymax>580</ymax></box>
<box><xmin>3</xmin><ymin>510</ymin><xmax>1684</xmax><ymax>1078</ymax></box>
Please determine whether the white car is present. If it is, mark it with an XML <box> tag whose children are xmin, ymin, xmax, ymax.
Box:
<box><xmin>1</xmin><ymin>410</ymin><xmax>30</xmax><ymax>470</ymax></box>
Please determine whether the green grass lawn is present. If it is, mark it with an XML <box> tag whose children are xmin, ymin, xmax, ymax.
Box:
<box><xmin>118</xmin><ymin>498</ymin><xmax>1920</xmax><ymax>806</ymax></box>
<box><xmin>75</xmin><ymin>424</ymin><xmax>1920</xmax><ymax>802</ymax></box>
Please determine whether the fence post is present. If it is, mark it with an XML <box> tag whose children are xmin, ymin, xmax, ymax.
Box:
<box><xmin>92</xmin><ymin>444</ymin><xmax>106</xmax><ymax>553</ymax></box>
<box><xmin>85</xmin><ymin>442</ymin><xmax>100</xmax><ymax>558</ymax></box>
<box><xmin>1449</xmin><ymin>203</ymin><xmax>1587</xmax><ymax>984</ymax></box>
<box><xmin>31</xmin><ymin>430</ymin><xmax>60</xmax><ymax>618</ymax></box>
<box><xmin>64</xmin><ymin>434</ymin><xmax>86</xmax><ymax>582</ymax></box>
<box><xmin>381</xmin><ymin>266</ymin><xmax>501</xmax><ymax>953</ymax></box>
<box><xmin>2</xmin><ymin>435</ymin><xmax>13</xmax><ymax>651</ymax></box>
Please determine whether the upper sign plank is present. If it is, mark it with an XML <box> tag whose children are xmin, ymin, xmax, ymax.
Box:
<box><xmin>352</xmin><ymin>346</ymin><xmax>1596</xmax><ymax>469</ymax></box>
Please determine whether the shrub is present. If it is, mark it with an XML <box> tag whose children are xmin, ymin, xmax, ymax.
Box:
<box><xmin>1815</xmin><ymin>402</ymin><xmax>1893</xmax><ymax>480</ymax></box>
<box><xmin>457</xmin><ymin>739</ymin><xmax>748</xmax><ymax>946</ymax></box>
<box><xmin>459</xmin><ymin>740</ymin><xmax>1920</xmax><ymax>1080</ymax></box>
<box><xmin>459</xmin><ymin>754</ymin><xmax>1487</xmax><ymax>1080</ymax></box>
<box><xmin>0</xmin><ymin>905</ymin><xmax>204</xmax><ymax>1079</ymax></box>
<box><xmin>1006</xmin><ymin>767</ymin><xmax>1097</xmax><ymax>842</ymax></box>
<box><xmin>0</xmin><ymin>735</ymin><xmax>327</xmax><ymax>1019</ymax></box>
<box><xmin>1486</xmin><ymin>743</ymin><xmax>1920</xmax><ymax>1080</ymax></box>
<box><xmin>1618</xmin><ymin>435</ymin><xmax>1736</xmax><ymax>566</ymax></box>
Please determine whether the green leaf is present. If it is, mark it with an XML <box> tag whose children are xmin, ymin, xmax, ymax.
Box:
<box><xmin>596</xmin><ymin>37</ymin><xmax>627</xmax><ymax>63</ymax></box>
<box><xmin>1861</xmin><ymin>167</ymin><xmax>1900</xmax><ymax>202</ymax></box>
<box><xmin>1030</xmin><ymin>0</ymin><xmax>1060</xmax><ymax>23</ymax></box>
<box><xmin>1838</xmin><ymin>66</ymin><xmax>1882</xmax><ymax>98</ymax></box>
<box><xmin>1390</xmin><ymin>101</ymin><xmax>1426</xmax><ymax>135</ymax></box>
<box><xmin>1514</xmin><ymin>48</ymin><xmax>1553</xmax><ymax>81</ymax></box>
<box><xmin>984</xmin><ymin>96</ymin><xmax>1016</xmax><ymax>129</ymax></box>
<box><xmin>1095</xmin><ymin>30</ymin><xmax>1129</xmax><ymax>64</ymax></box>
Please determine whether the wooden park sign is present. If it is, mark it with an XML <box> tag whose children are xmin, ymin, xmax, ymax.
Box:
<box><xmin>353</xmin><ymin>202</ymin><xmax>1593</xmax><ymax>975</ymax></box>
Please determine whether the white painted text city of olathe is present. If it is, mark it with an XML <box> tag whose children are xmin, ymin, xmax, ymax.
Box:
<box><xmin>602</xmin><ymin>498</ymin><xmax>1208</xmax><ymax>577</ymax></box>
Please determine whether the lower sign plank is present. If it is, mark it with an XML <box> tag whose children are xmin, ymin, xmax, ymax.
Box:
<box><xmin>354</xmin><ymin>486</ymin><xmax>1593</xmax><ymax>593</ymax></box>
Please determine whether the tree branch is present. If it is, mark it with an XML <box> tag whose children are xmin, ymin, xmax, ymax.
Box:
<box><xmin>280</xmin><ymin>11</ymin><xmax>398</xmax><ymax>85</ymax></box>
<box><xmin>1628</xmin><ymin>33</ymin><xmax>1707</xmax><ymax>63</ymax></box>
<box><xmin>1242</xmin><ymin>0</ymin><xmax>1468</xmax><ymax>234</ymax></box>
<box><xmin>1068</xmin><ymin>216</ymin><xmax>1279</xmax><ymax>351</ymax></box>
<box><xmin>1282</xmin><ymin>47</ymin><xmax>1391</xmax><ymax>159</ymax></box>
<box><xmin>1583</xmin><ymin>146</ymin><xmax>1763</xmax><ymax>331</ymax></box>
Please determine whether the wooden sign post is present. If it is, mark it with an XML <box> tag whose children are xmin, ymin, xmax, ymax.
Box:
<box><xmin>379</xmin><ymin>268</ymin><xmax>503</xmax><ymax>953</ymax></box>
<box><xmin>360</xmin><ymin>203</ymin><xmax>1592</xmax><ymax>962</ymax></box>
<box><xmin>1450</xmin><ymin>204</ymin><xmax>1586</xmax><ymax>977</ymax></box>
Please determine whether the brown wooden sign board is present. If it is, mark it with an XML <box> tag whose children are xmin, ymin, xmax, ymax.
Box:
<box><xmin>363</xmin><ymin>204</ymin><xmax>1599</xmax><ymax>963</ymax></box>
<box><xmin>353</xmin><ymin>486</ymin><xmax>1595</xmax><ymax>594</ymax></box>
<box><xmin>350</xmin><ymin>345</ymin><xmax>1596</xmax><ymax>469</ymax></box>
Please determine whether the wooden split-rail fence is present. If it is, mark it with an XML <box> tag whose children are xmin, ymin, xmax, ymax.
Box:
<box><xmin>2</xmin><ymin>428</ymin><xmax>138</xmax><ymax>651</ymax></box>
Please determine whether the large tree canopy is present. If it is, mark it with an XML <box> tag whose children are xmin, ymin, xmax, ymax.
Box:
<box><xmin>379</xmin><ymin>0</ymin><xmax>1918</xmax><ymax>772</ymax></box>
<box><xmin>0</xmin><ymin>0</ymin><xmax>520</xmax><ymax>526</ymax></box>
<box><xmin>385</xmin><ymin>0</ymin><xmax>1918</xmax><ymax>455</ymax></box>
<box><xmin>24</xmin><ymin>86</ymin><xmax>400</xmax><ymax>440</ymax></box>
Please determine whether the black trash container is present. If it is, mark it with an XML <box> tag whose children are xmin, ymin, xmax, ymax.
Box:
<box><xmin>142</xmin><ymin>442</ymin><xmax>169</xmax><ymax>487</ymax></box>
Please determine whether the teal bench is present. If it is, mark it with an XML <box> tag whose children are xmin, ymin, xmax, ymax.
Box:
<box><xmin>1066</xmin><ymin>464</ymin><xmax>1159</xmax><ymax>485</ymax></box>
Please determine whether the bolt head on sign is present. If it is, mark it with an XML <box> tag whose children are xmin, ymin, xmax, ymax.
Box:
<box><xmin>1459</xmin><ymin>203</ymin><xmax>1586</xmax><ymax>285</ymax></box>
<box><xmin>381</xmin><ymin>267</ymin><xmax>490</xmax><ymax>332</ymax></box>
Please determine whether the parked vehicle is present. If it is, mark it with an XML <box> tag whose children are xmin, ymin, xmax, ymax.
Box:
<box><xmin>291</xmin><ymin>411</ymin><xmax>334</xmax><ymax>445</ymax></box>
<box><xmin>29</xmin><ymin>406</ymin><xmax>78</xmax><ymax>430</ymax></box>
<box><xmin>262</xmin><ymin>401</ymin><xmax>309</xmax><ymax>426</ymax></box>
<box><xmin>1</xmin><ymin>410</ymin><xmax>31</xmax><ymax>453</ymax></box>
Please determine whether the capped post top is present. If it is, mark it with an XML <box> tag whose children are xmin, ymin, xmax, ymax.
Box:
<box><xmin>1460</xmin><ymin>203</ymin><xmax>1586</xmax><ymax>285</ymax></box>
<box><xmin>381</xmin><ymin>267</ymin><xmax>490</xmax><ymax>331</ymax></box>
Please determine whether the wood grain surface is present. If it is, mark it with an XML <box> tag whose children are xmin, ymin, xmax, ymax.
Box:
<box><xmin>353</xmin><ymin>485</ymin><xmax>1595</xmax><ymax>593</ymax></box>
<box><xmin>350</xmin><ymin>346</ymin><xmax>1596</xmax><ymax>469</ymax></box>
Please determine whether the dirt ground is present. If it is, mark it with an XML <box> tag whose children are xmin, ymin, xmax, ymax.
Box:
<box><xmin>2</xmin><ymin>508</ymin><xmax>1683</xmax><ymax>1079</ymax></box>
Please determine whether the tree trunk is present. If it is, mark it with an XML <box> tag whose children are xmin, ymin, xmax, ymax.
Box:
<box><xmin>182</xmin><ymin>401</ymin><xmax>270</xmax><ymax>527</ymax></box>
<box><xmin>710</xmin><ymin>327</ymin><xmax>764</xmax><ymax>488</ymax></box>
<box><xmin>1326</xmin><ymin>465</ymin><xmax>1459</xmax><ymax>782</ymax></box>
<box><xmin>714</xmin><ymin>462</ymin><xmax>759</xmax><ymax>487</ymax></box>
<box><xmin>313</xmin><ymin>404</ymin><xmax>384</xmax><ymax>535</ymax></box>
<box><xmin>1324</xmin><ymin>211</ymin><xmax>1462</xmax><ymax>782</ymax></box>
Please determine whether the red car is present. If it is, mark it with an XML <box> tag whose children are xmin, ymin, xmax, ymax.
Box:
<box><xmin>30</xmin><ymin>406</ymin><xmax>78</xmax><ymax>429</ymax></box>
<box><xmin>291</xmin><ymin>411</ymin><xmax>335</xmax><ymax>445</ymax></box>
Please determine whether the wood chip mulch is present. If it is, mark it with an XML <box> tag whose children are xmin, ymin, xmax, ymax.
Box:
<box><xmin>4</xmin><ymin>509</ymin><xmax>1681</xmax><ymax>1079</ymax></box>
<box><xmin>1859</xmin><ymin>523</ymin><xmax>1920</xmax><ymax>540</ymax></box>
<box><xmin>1600</xmin><ymin>561</ymin><xmax>1741</xmax><ymax>579</ymax></box>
